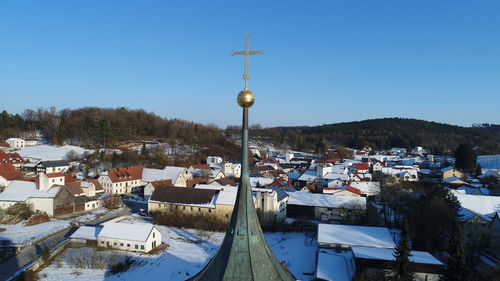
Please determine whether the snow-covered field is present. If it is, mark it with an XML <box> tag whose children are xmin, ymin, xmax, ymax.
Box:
<box><xmin>17</xmin><ymin>144</ymin><xmax>93</xmax><ymax>161</ymax></box>
<box><xmin>0</xmin><ymin>208</ymin><xmax>113</xmax><ymax>246</ymax></box>
<box><xmin>0</xmin><ymin>220</ymin><xmax>70</xmax><ymax>245</ymax></box>
<box><xmin>37</xmin><ymin>227</ymin><xmax>317</xmax><ymax>281</ymax></box>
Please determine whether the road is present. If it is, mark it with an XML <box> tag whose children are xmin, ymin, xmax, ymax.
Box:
<box><xmin>0</xmin><ymin>204</ymin><xmax>136</xmax><ymax>281</ymax></box>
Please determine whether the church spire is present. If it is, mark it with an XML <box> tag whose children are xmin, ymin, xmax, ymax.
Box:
<box><xmin>189</xmin><ymin>33</ymin><xmax>295</xmax><ymax>281</ymax></box>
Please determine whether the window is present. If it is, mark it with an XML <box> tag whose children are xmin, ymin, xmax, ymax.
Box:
<box><xmin>101</xmin><ymin>241</ymin><xmax>105</xmax><ymax>244</ymax></box>
<box><xmin>183</xmin><ymin>206</ymin><xmax>186</xmax><ymax>210</ymax></box>
<box><xmin>120</xmin><ymin>243</ymin><xmax>124</xmax><ymax>246</ymax></box>
<box><xmin>198</xmin><ymin>208</ymin><xmax>201</xmax><ymax>212</ymax></box>
<box><xmin>225</xmin><ymin>214</ymin><xmax>229</xmax><ymax>218</ymax></box>
<box><xmin>190</xmin><ymin>207</ymin><xmax>193</xmax><ymax>211</ymax></box>
<box><xmin>114</xmin><ymin>242</ymin><xmax>117</xmax><ymax>246</ymax></box>
<box><xmin>141</xmin><ymin>245</ymin><xmax>144</xmax><ymax>250</ymax></box>
<box><xmin>127</xmin><ymin>244</ymin><xmax>130</xmax><ymax>247</ymax></box>
<box><xmin>208</xmin><ymin>209</ymin><xmax>211</xmax><ymax>213</ymax></box>
<box><xmin>153</xmin><ymin>232</ymin><xmax>155</xmax><ymax>238</ymax></box>
<box><xmin>135</xmin><ymin>245</ymin><xmax>138</xmax><ymax>249</ymax></box>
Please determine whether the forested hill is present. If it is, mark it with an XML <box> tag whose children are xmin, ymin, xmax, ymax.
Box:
<box><xmin>240</xmin><ymin>118</ymin><xmax>500</xmax><ymax>154</ymax></box>
<box><xmin>0</xmin><ymin>107</ymin><xmax>238</xmax><ymax>158</ymax></box>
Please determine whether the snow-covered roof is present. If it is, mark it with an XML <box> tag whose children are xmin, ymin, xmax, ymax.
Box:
<box><xmin>441</xmin><ymin>166</ymin><xmax>454</xmax><ymax>173</ymax></box>
<box><xmin>316</xmin><ymin>249</ymin><xmax>355</xmax><ymax>281</ymax></box>
<box><xmin>298</xmin><ymin>170</ymin><xmax>317</xmax><ymax>182</ymax></box>
<box><xmin>143</xmin><ymin>167</ymin><xmax>185</xmax><ymax>183</ymax></box>
<box><xmin>70</xmin><ymin>226</ymin><xmax>101</xmax><ymax>240</ymax></box>
<box><xmin>249</xmin><ymin>176</ymin><xmax>273</xmax><ymax>187</ymax></box>
<box><xmin>349</xmin><ymin>182</ymin><xmax>380</xmax><ymax>196</ymax></box>
<box><xmin>323</xmin><ymin>173</ymin><xmax>349</xmax><ymax>181</ymax></box>
<box><xmin>0</xmin><ymin>180</ymin><xmax>61</xmax><ymax>202</ymax></box>
<box><xmin>318</xmin><ymin>224</ymin><xmax>395</xmax><ymax>248</ymax></box>
<box><xmin>352</xmin><ymin>247</ymin><xmax>443</xmax><ymax>265</ymax></box>
<box><xmin>98</xmin><ymin>222</ymin><xmax>157</xmax><ymax>242</ymax></box>
<box><xmin>287</xmin><ymin>192</ymin><xmax>366</xmax><ymax>209</ymax></box>
<box><xmin>454</xmin><ymin>193</ymin><xmax>500</xmax><ymax>221</ymax></box>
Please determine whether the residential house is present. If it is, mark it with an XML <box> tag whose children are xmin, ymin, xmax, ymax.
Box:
<box><xmin>6</xmin><ymin>138</ymin><xmax>25</xmax><ymax>149</ymax></box>
<box><xmin>36</xmin><ymin>161</ymin><xmax>70</xmax><ymax>175</ymax></box>
<box><xmin>316</xmin><ymin>224</ymin><xmax>443</xmax><ymax>281</ymax></box>
<box><xmin>441</xmin><ymin>166</ymin><xmax>464</xmax><ymax>179</ymax></box>
<box><xmin>142</xmin><ymin>166</ymin><xmax>192</xmax><ymax>187</ymax></box>
<box><xmin>98</xmin><ymin>166</ymin><xmax>143</xmax><ymax>194</ymax></box>
<box><xmin>97</xmin><ymin>222</ymin><xmax>161</xmax><ymax>253</ymax></box>
<box><xmin>0</xmin><ymin>163</ymin><xmax>23</xmax><ymax>188</ymax></box>
<box><xmin>0</xmin><ymin>151</ymin><xmax>24</xmax><ymax>168</ymax></box>
<box><xmin>0</xmin><ymin>175</ymin><xmax>82</xmax><ymax>217</ymax></box>
<box><xmin>144</xmin><ymin>179</ymin><xmax>173</xmax><ymax>201</ymax></box>
<box><xmin>286</xmin><ymin>191</ymin><xmax>366</xmax><ymax>223</ymax></box>
<box><xmin>148</xmin><ymin>184</ymin><xmax>289</xmax><ymax>225</ymax></box>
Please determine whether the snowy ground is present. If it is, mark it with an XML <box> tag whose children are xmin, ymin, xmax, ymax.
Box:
<box><xmin>0</xmin><ymin>220</ymin><xmax>70</xmax><ymax>245</ymax></box>
<box><xmin>0</xmin><ymin>208</ymin><xmax>112</xmax><ymax>246</ymax></box>
<box><xmin>17</xmin><ymin>144</ymin><xmax>93</xmax><ymax>161</ymax></box>
<box><xmin>37</xmin><ymin>226</ymin><xmax>317</xmax><ymax>281</ymax></box>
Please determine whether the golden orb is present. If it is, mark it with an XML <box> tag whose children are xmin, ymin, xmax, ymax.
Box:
<box><xmin>237</xmin><ymin>89</ymin><xmax>255</xmax><ymax>108</ymax></box>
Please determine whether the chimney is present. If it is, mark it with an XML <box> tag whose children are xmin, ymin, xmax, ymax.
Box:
<box><xmin>38</xmin><ymin>173</ymin><xmax>50</xmax><ymax>191</ymax></box>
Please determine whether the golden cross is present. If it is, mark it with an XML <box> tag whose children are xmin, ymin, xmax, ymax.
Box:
<box><xmin>230</xmin><ymin>33</ymin><xmax>264</xmax><ymax>90</ymax></box>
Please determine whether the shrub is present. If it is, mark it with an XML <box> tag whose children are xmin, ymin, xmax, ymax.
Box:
<box><xmin>152</xmin><ymin>208</ymin><xmax>227</xmax><ymax>231</ymax></box>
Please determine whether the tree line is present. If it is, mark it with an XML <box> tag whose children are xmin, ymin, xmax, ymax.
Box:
<box><xmin>0</xmin><ymin>107</ymin><xmax>234</xmax><ymax>150</ymax></box>
<box><xmin>228</xmin><ymin>118</ymin><xmax>500</xmax><ymax>155</ymax></box>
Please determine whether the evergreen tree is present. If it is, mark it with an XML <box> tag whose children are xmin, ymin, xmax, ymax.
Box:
<box><xmin>393</xmin><ymin>218</ymin><xmax>414</xmax><ymax>281</ymax></box>
<box><xmin>454</xmin><ymin>143</ymin><xmax>477</xmax><ymax>174</ymax></box>
<box><xmin>475</xmin><ymin>164</ymin><xmax>482</xmax><ymax>176</ymax></box>
<box><xmin>444</xmin><ymin>222</ymin><xmax>470</xmax><ymax>281</ymax></box>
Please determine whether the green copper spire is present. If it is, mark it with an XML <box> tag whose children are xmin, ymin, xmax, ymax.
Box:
<box><xmin>190</xmin><ymin>34</ymin><xmax>295</xmax><ymax>281</ymax></box>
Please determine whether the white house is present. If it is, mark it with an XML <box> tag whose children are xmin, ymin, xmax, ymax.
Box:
<box><xmin>98</xmin><ymin>166</ymin><xmax>143</xmax><ymax>194</ymax></box>
<box><xmin>142</xmin><ymin>166</ymin><xmax>192</xmax><ymax>187</ymax></box>
<box><xmin>97</xmin><ymin>222</ymin><xmax>161</xmax><ymax>253</ymax></box>
<box><xmin>6</xmin><ymin>138</ymin><xmax>25</xmax><ymax>149</ymax></box>
<box><xmin>207</xmin><ymin>156</ymin><xmax>223</xmax><ymax>165</ymax></box>
<box><xmin>36</xmin><ymin>161</ymin><xmax>70</xmax><ymax>174</ymax></box>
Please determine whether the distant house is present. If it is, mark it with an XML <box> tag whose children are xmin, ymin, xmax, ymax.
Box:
<box><xmin>65</xmin><ymin>180</ymin><xmax>105</xmax><ymax>211</ymax></box>
<box><xmin>36</xmin><ymin>161</ymin><xmax>70</xmax><ymax>175</ymax></box>
<box><xmin>143</xmin><ymin>179</ymin><xmax>173</xmax><ymax>201</ymax></box>
<box><xmin>0</xmin><ymin>175</ymin><xmax>83</xmax><ymax>217</ymax></box>
<box><xmin>148</xmin><ymin>184</ymin><xmax>289</xmax><ymax>225</ymax></box>
<box><xmin>316</xmin><ymin>224</ymin><xmax>443</xmax><ymax>281</ymax></box>
<box><xmin>0</xmin><ymin>163</ymin><xmax>23</xmax><ymax>188</ymax></box>
<box><xmin>6</xmin><ymin>138</ymin><xmax>25</xmax><ymax>149</ymax></box>
<box><xmin>98</xmin><ymin>166</ymin><xmax>143</xmax><ymax>194</ymax></box>
<box><xmin>97</xmin><ymin>222</ymin><xmax>161</xmax><ymax>253</ymax></box>
<box><xmin>286</xmin><ymin>191</ymin><xmax>366</xmax><ymax>223</ymax></box>
<box><xmin>142</xmin><ymin>166</ymin><xmax>192</xmax><ymax>187</ymax></box>
<box><xmin>441</xmin><ymin>166</ymin><xmax>463</xmax><ymax>179</ymax></box>
<box><xmin>0</xmin><ymin>151</ymin><xmax>24</xmax><ymax>168</ymax></box>
<box><xmin>372</xmin><ymin>161</ymin><xmax>384</xmax><ymax>172</ymax></box>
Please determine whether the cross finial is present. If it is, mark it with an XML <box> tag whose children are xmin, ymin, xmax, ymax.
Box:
<box><xmin>230</xmin><ymin>33</ymin><xmax>264</xmax><ymax>90</ymax></box>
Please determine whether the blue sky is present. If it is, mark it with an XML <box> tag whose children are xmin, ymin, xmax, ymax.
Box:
<box><xmin>1</xmin><ymin>0</ymin><xmax>499</xmax><ymax>128</ymax></box>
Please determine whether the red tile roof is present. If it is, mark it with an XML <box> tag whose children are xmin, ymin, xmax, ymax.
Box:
<box><xmin>0</xmin><ymin>163</ymin><xmax>23</xmax><ymax>181</ymax></box>
<box><xmin>0</xmin><ymin>142</ymin><xmax>9</xmax><ymax>147</ymax></box>
<box><xmin>107</xmin><ymin>166</ymin><xmax>143</xmax><ymax>182</ymax></box>
<box><xmin>353</xmin><ymin>163</ymin><xmax>369</xmax><ymax>171</ymax></box>
<box><xmin>65</xmin><ymin>174</ymin><xmax>76</xmax><ymax>183</ymax></box>
<box><xmin>0</xmin><ymin>151</ymin><xmax>24</xmax><ymax>163</ymax></box>
<box><xmin>89</xmin><ymin>179</ymin><xmax>103</xmax><ymax>191</ymax></box>
<box><xmin>191</xmin><ymin>164</ymin><xmax>210</xmax><ymax>170</ymax></box>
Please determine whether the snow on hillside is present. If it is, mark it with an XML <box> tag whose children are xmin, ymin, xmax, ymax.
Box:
<box><xmin>17</xmin><ymin>145</ymin><xmax>93</xmax><ymax>161</ymax></box>
<box><xmin>37</xmin><ymin>227</ymin><xmax>317</xmax><ymax>281</ymax></box>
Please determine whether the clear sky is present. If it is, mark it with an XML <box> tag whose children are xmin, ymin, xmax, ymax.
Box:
<box><xmin>1</xmin><ymin>0</ymin><xmax>499</xmax><ymax>128</ymax></box>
